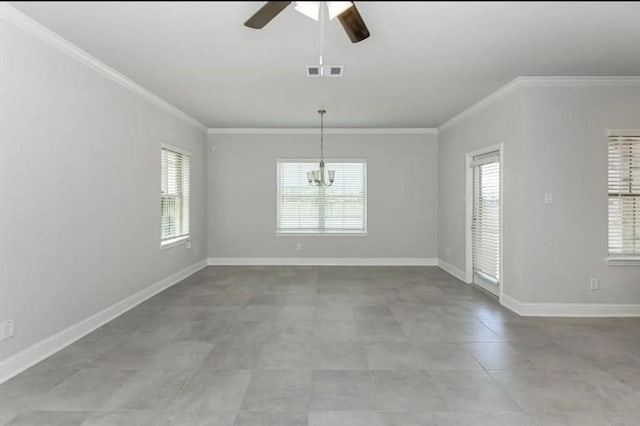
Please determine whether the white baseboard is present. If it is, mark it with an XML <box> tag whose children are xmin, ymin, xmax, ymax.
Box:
<box><xmin>437</xmin><ymin>259</ymin><xmax>467</xmax><ymax>282</ymax></box>
<box><xmin>207</xmin><ymin>257</ymin><xmax>438</xmax><ymax>266</ymax></box>
<box><xmin>0</xmin><ymin>259</ymin><xmax>208</xmax><ymax>384</ymax></box>
<box><xmin>501</xmin><ymin>294</ymin><xmax>640</xmax><ymax>317</ymax></box>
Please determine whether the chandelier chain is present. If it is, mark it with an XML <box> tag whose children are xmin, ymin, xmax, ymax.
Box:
<box><xmin>307</xmin><ymin>109</ymin><xmax>334</xmax><ymax>187</ymax></box>
<box><xmin>320</xmin><ymin>109</ymin><xmax>325</xmax><ymax>162</ymax></box>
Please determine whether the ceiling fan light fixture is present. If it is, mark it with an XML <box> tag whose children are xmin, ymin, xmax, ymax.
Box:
<box><xmin>245</xmin><ymin>1</ymin><xmax>369</xmax><ymax>43</ymax></box>
<box><xmin>294</xmin><ymin>1</ymin><xmax>320</xmax><ymax>21</ymax></box>
<box><xmin>327</xmin><ymin>1</ymin><xmax>354</xmax><ymax>20</ymax></box>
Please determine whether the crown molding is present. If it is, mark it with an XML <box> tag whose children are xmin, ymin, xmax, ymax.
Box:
<box><xmin>207</xmin><ymin>128</ymin><xmax>438</xmax><ymax>135</ymax></box>
<box><xmin>439</xmin><ymin>76</ymin><xmax>640</xmax><ymax>131</ymax></box>
<box><xmin>438</xmin><ymin>78</ymin><xmax>521</xmax><ymax>131</ymax></box>
<box><xmin>0</xmin><ymin>3</ymin><xmax>207</xmax><ymax>132</ymax></box>
<box><xmin>516</xmin><ymin>76</ymin><xmax>640</xmax><ymax>87</ymax></box>
<box><xmin>6</xmin><ymin>1</ymin><xmax>638</xmax><ymax>137</ymax></box>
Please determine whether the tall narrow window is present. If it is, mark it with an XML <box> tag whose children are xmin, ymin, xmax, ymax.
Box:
<box><xmin>472</xmin><ymin>152</ymin><xmax>500</xmax><ymax>286</ymax></box>
<box><xmin>161</xmin><ymin>145</ymin><xmax>190</xmax><ymax>245</ymax></box>
<box><xmin>608</xmin><ymin>132</ymin><xmax>640</xmax><ymax>260</ymax></box>
<box><xmin>277</xmin><ymin>160</ymin><xmax>367</xmax><ymax>233</ymax></box>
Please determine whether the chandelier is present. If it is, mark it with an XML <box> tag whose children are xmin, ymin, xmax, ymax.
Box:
<box><xmin>307</xmin><ymin>109</ymin><xmax>335</xmax><ymax>187</ymax></box>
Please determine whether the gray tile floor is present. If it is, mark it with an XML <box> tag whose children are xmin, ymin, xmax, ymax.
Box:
<box><xmin>2</xmin><ymin>266</ymin><xmax>640</xmax><ymax>425</ymax></box>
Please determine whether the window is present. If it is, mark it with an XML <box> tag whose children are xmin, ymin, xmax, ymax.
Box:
<box><xmin>608</xmin><ymin>131</ymin><xmax>640</xmax><ymax>263</ymax></box>
<box><xmin>276</xmin><ymin>160</ymin><xmax>367</xmax><ymax>234</ymax></box>
<box><xmin>161</xmin><ymin>145</ymin><xmax>190</xmax><ymax>245</ymax></box>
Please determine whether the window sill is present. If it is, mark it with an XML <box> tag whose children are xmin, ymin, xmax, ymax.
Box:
<box><xmin>605</xmin><ymin>256</ymin><xmax>640</xmax><ymax>266</ymax></box>
<box><xmin>276</xmin><ymin>231</ymin><xmax>368</xmax><ymax>237</ymax></box>
<box><xmin>161</xmin><ymin>236</ymin><xmax>190</xmax><ymax>250</ymax></box>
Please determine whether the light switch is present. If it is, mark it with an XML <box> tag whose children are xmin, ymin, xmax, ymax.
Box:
<box><xmin>544</xmin><ymin>193</ymin><xmax>553</xmax><ymax>205</ymax></box>
<box><xmin>0</xmin><ymin>319</ymin><xmax>14</xmax><ymax>341</ymax></box>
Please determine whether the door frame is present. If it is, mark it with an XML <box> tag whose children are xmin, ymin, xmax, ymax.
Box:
<box><xmin>465</xmin><ymin>143</ymin><xmax>504</xmax><ymax>301</ymax></box>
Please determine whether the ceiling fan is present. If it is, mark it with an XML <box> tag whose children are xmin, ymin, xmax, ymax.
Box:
<box><xmin>244</xmin><ymin>1</ymin><xmax>370</xmax><ymax>43</ymax></box>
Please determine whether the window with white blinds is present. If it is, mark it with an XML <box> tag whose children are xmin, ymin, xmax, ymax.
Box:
<box><xmin>161</xmin><ymin>145</ymin><xmax>190</xmax><ymax>244</ymax></box>
<box><xmin>472</xmin><ymin>153</ymin><xmax>500</xmax><ymax>283</ymax></box>
<box><xmin>276</xmin><ymin>160</ymin><xmax>367</xmax><ymax>233</ymax></box>
<box><xmin>608</xmin><ymin>133</ymin><xmax>640</xmax><ymax>257</ymax></box>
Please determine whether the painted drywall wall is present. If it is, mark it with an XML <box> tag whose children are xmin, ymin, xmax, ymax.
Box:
<box><xmin>439</xmin><ymin>83</ymin><xmax>640</xmax><ymax>305</ymax></box>
<box><xmin>516</xmin><ymin>85</ymin><xmax>640</xmax><ymax>303</ymax></box>
<box><xmin>0</xmin><ymin>20</ymin><xmax>207</xmax><ymax>361</ymax></box>
<box><xmin>207</xmin><ymin>133</ymin><xmax>438</xmax><ymax>259</ymax></box>
<box><xmin>438</xmin><ymin>91</ymin><xmax>524</xmax><ymax>298</ymax></box>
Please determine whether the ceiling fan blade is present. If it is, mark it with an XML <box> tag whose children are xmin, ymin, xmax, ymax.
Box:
<box><xmin>244</xmin><ymin>1</ymin><xmax>292</xmax><ymax>29</ymax></box>
<box><xmin>337</xmin><ymin>3</ymin><xmax>370</xmax><ymax>43</ymax></box>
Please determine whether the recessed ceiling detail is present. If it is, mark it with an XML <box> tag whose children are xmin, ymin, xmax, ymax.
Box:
<box><xmin>8</xmin><ymin>2</ymin><xmax>640</xmax><ymax>128</ymax></box>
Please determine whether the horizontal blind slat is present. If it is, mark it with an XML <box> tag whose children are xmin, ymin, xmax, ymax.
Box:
<box><xmin>277</xmin><ymin>160</ymin><xmax>367</xmax><ymax>232</ymax></box>
<box><xmin>161</xmin><ymin>147</ymin><xmax>190</xmax><ymax>241</ymax></box>
<box><xmin>472</xmin><ymin>158</ymin><xmax>500</xmax><ymax>282</ymax></box>
<box><xmin>608</xmin><ymin>134</ymin><xmax>640</xmax><ymax>255</ymax></box>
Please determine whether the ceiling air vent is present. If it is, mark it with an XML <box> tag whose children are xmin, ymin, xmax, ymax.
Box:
<box><xmin>327</xmin><ymin>66</ymin><xmax>343</xmax><ymax>77</ymax></box>
<box><xmin>307</xmin><ymin>66</ymin><xmax>321</xmax><ymax>77</ymax></box>
<box><xmin>306</xmin><ymin>65</ymin><xmax>344</xmax><ymax>78</ymax></box>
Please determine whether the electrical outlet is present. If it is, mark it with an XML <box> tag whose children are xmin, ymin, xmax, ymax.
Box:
<box><xmin>185</xmin><ymin>240</ymin><xmax>192</xmax><ymax>250</ymax></box>
<box><xmin>296</xmin><ymin>242</ymin><xmax>302</xmax><ymax>251</ymax></box>
<box><xmin>590</xmin><ymin>278</ymin><xmax>599</xmax><ymax>291</ymax></box>
<box><xmin>0</xmin><ymin>319</ymin><xmax>14</xmax><ymax>341</ymax></box>
<box><xmin>544</xmin><ymin>192</ymin><xmax>553</xmax><ymax>204</ymax></box>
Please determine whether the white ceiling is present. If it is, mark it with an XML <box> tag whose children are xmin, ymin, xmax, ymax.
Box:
<box><xmin>10</xmin><ymin>1</ymin><xmax>640</xmax><ymax>128</ymax></box>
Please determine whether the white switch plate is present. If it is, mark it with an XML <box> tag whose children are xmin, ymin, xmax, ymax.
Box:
<box><xmin>544</xmin><ymin>193</ymin><xmax>553</xmax><ymax>204</ymax></box>
<box><xmin>0</xmin><ymin>319</ymin><xmax>14</xmax><ymax>341</ymax></box>
<box><xmin>590</xmin><ymin>278</ymin><xmax>599</xmax><ymax>291</ymax></box>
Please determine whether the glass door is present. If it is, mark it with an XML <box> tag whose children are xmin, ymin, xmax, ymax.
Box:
<box><xmin>471</xmin><ymin>152</ymin><xmax>500</xmax><ymax>295</ymax></box>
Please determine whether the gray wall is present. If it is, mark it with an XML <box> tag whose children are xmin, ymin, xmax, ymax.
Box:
<box><xmin>0</xmin><ymin>20</ymin><xmax>207</xmax><ymax>361</ymax></box>
<box><xmin>517</xmin><ymin>85</ymin><xmax>640</xmax><ymax>303</ymax></box>
<box><xmin>3</xmin><ymin>9</ymin><xmax>639</xmax><ymax>367</ymax></box>
<box><xmin>438</xmin><ymin>92</ymin><xmax>524</xmax><ymax>299</ymax></box>
<box><xmin>207</xmin><ymin>133</ymin><xmax>439</xmax><ymax>259</ymax></box>
<box><xmin>438</xmin><ymin>84</ymin><xmax>640</xmax><ymax>304</ymax></box>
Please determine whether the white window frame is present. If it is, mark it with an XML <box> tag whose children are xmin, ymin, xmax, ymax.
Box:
<box><xmin>276</xmin><ymin>158</ymin><xmax>368</xmax><ymax>236</ymax></box>
<box><xmin>161</xmin><ymin>143</ymin><xmax>191</xmax><ymax>249</ymax></box>
<box><xmin>606</xmin><ymin>129</ymin><xmax>640</xmax><ymax>266</ymax></box>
